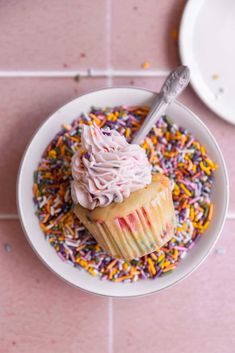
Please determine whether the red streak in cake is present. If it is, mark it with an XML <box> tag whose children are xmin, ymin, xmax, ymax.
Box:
<box><xmin>95</xmin><ymin>219</ymin><xmax>103</xmax><ymax>224</ymax></box>
<box><xmin>141</xmin><ymin>207</ymin><xmax>151</xmax><ymax>226</ymax></box>
<box><xmin>128</xmin><ymin>213</ymin><xmax>137</xmax><ymax>227</ymax></box>
<box><xmin>117</xmin><ymin>217</ymin><xmax>127</xmax><ymax>229</ymax></box>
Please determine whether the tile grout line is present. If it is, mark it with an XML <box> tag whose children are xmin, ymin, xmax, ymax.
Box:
<box><xmin>108</xmin><ymin>297</ymin><xmax>113</xmax><ymax>353</ymax></box>
<box><xmin>0</xmin><ymin>69</ymin><xmax>170</xmax><ymax>78</ymax></box>
<box><xmin>0</xmin><ymin>214</ymin><xmax>19</xmax><ymax>220</ymax></box>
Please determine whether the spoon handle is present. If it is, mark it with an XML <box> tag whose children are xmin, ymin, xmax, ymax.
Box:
<box><xmin>132</xmin><ymin>65</ymin><xmax>190</xmax><ymax>145</ymax></box>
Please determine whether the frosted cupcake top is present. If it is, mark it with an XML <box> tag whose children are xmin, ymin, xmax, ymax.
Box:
<box><xmin>71</xmin><ymin>124</ymin><xmax>152</xmax><ymax>210</ymax></box>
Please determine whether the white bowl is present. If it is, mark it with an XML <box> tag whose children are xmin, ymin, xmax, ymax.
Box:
<box><xmin>17</xmin><ymin>87</ymin><xmax>229</xmax><ymax>297</ymax></box>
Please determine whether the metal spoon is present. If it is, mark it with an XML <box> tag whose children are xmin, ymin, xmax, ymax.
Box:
<box><xmin>132</xmin><ymin>65</ymin><xmax>190</xmax><ymax>145</ymax></box>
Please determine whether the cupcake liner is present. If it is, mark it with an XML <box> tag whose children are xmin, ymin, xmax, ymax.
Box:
<box><xmin>74</xmin><ymin>182</ymin><xmax>176</xmax><ymax>259</ymax></box>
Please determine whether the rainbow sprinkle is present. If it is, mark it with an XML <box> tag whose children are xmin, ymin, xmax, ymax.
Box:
<box><xmin>33</xmin><ymin>106</ymin><xmax>217</xmax><ymax>283</ymax></box>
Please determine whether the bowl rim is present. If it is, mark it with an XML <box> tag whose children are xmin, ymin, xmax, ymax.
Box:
<box><xmin>17</xmin><ymin>86</ymin><xmax>229</xmax><ymax>298</ymax></box>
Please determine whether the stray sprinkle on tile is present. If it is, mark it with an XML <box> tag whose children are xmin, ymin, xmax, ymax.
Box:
<box><xmin>212</xmin><ymin>74</ymin><xmax>219</xmax><ymax>80</ymax></box>
<box><xmin>215</xmin><ymin>247</ymin><xmax>226</xmax><ymax>255</ymax></box>
<box><xmin>4</xmin><ymin>243</ymin><xmax>12</xmax><ymax>252</ymax></box>
<box><xmin>171</xmin><ymin>28</ymin><xmax>178</xmax><ymax>40</ymax></box>
<box><xmin>74</xmin><ymin>74</ymin><xmax>80</xmax><ymax>82</ymax></box>
<box><xmin>141</xmin><ymin>61</ymin><xmax>150</xmax><ymax>69</ymax></box>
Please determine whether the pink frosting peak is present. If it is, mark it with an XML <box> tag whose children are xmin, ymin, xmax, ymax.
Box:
<box><xmin>71</xmin><ymin>124</ymin><xmax>152</xmax><ymax>210</ymax></box>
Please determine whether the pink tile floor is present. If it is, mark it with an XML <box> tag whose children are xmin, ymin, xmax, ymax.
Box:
<box><xmin>0</xmin><ymin>1</ymin><xmax>234</xmax><ymax>353</ymax></box>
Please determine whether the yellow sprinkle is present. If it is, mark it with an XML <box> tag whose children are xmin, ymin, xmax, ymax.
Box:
<box><xmin>141</xmin><ymin>142</ymin><xmax>148</xmax><ymax>149</ymax></box>
<box><xmin>141</xmin><ymin>61</ymin><xmax>150</xmax><ymax>69</ymax></box>
<box><xmin>147</xmin><ymin>258</ymin><xmax>156</xmax><ymax>275</ymax></box>
<box><xmin>123</xmin><ymin>263</ymin><xmax>129</xmax><ymax>271</ymax></box>
<box><xmin>205</xmin><ymin>158</ymin><xmax>213</xmax><ymax>167</ymax></box>
<box><xmin>107</xmin><ymin>113</ymin><xmax>115</xmax><ymax>121</ymax></box>
<box><xmin>94</xmin><ymin>244</ymin><xmax>101</xmax><ymax>251</ymax></box>
<box><xmin>150</xmin><ymin>252</ymin><xmax>158</xmax><ymax>261</ymax></box>
<box><xmin>93</xmin><ymin>116</ymin><xmax>102</xmax><ymax>126</ymax></box>
<box><xmin>173</xmin><ymin>249</ymin><xmax>179</xmax><ymax>261</ymax></box>
<box><xmin>193</xmin><ymin>141</ymin><xmax>200</xmax><ymax>149</ymax></box>
<box><xmin>165</xmin><ymin>131</ymin><xmax>170</xmax><ymax>140</ymax></box>
<box><xmin>177</xmin><ymin>223</ymin><xmax>187</xmax><ymax>232</ymax></box>
<box><xmin>190</xmin><ymin>207</ymin><xmax>195</xmax><ymax>221</ymax></box>
<box><xmin>180</xmin><ymin>183</ymin><xmax>192</xmax><ymax>197</ymax></box>
<box><xmin>193</xmin><ymin>222</ymin><xmax>203</xmax><ymax>230</ymax></box>
<box><xmin>192</xmin><ymin>164</ymin><xmax>197</xmax><ymax>173</ymax></box>
<box><xmin>79</xmin><ymin>260</ymin><xmax>88</xmax><ymax>269</ymax></box>
<box><xmin>206</xmin><ymin>158</ymin><xmax>218</xmax><ymax>170</ymax></box>
<box><xmin>204</xmin><ymin>221</ymin><xmax>210</xmax><ymax>229</ymax></box>
<box><xmin>48</xmin><ymin>150</ymin><xmax>57</xmax><ymax>159</ymax></box>
<box><xmin>200</xmin><ymin>146</ymin><xmax>206</xmax><ymax>155</ymax></box>
<box><xmin>163</xmin><ymin>260</ymin><xmax>171</xmax><ymax>268</ymax></box>
<box><xmin>152</xmin><ymin>136</ymin><xmax>157</xmax><ymax>144</ymax></box>
<box><xmin>174</xmin><ymin>183</ymin><xmax>180</xmax><ymax>196</ymax></box>
<box><xmin>200</xmin><ymin>161</ymin><xmax>211</xmax><ymax>175</ymax></box>
<box><xmin>88</xmin><ymin>268</ymin><xmax>96</xmax><ymax>276</ymax></box>
<box><xmin>157</xmin><ymin>253</ymin><xmax>165</xmax><ymax>263</ymax></box>
<box><xmin>125</xmin><ymin>128</ymin><xmax>131</xmax><ymax>138</ymax></box>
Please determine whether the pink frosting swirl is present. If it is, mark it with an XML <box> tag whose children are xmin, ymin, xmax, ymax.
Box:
<box><xmin>71</xmin><ymin>124</ymin><xmax>152</xmax><ymax>210</ymax></box>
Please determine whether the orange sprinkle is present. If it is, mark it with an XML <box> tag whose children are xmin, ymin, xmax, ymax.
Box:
<box><xmin>114</xmin><ymin>275</ymin><xmax>133</xmax><ymax>282</ymax></box>
<box><xmin>42</xmin><ymin>214</ymin><xmax>50</xmax><ymax>224</ymax></box>
<box><xmin>141</xmin><ymin>61</ymin><xmax>150</xmax><ymax>69</ymax></box>
<box><xmin>171</xmin><ymin>28</ymin><xmax>178</xmax><ymax>40</ymax></box>
<box><xmin>33</xmin><ymin>183</ymin><xmax>38</xmax><ymax>196</ymax></box>
<box><xmin>192</xmin><ymin>172</ymin><xmax>201</xmax><ymax>180</ymax></box>
<box><xmin>39</xmin><ymin>222</ymin><xmax>48</xmax><ymax>233</ymax></box>
<box><xmin>208</xmin><ymin>204</ymin><xmax>214</xmax><ymax>221</ymax></box>
<box><xmin>108</xmin><ymin>268</ymin><xmax>117</xmax><ymax>280</ymax></box>
<box><xmin>163</xmin><ymin>264</ymin><xmax>176</xmax><ymax>272</ymax></box>
<box><xmin>56</xmin><ymin>136</ymin><xmax>63</xmax><ymax>147</ymax></box>
<box><xmin>149</xmin><ymin>149</ymin><xmax>155</xmax><ymax>163</ymax></box>
<box><xmin>107</xmin><ymin>259</ymin><xmax>118</xmax><ymax>271</ymax></box>
<box><xmin>46</xmin><ymin>199</ymin><xmax>51</xmax><ymax>214</ymax></box>
<box><xmin>76</xmin><ymin>244</ymin><xmax>86</xmax><ymax>251</ymax></box>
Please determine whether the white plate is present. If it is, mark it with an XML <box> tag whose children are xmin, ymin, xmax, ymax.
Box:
<box><xmin>17</xmin><ymin>88</ymin><xmax>229</xmax><ymax>297</ymax></box>
<box><xmin>179</xmin><ymin>0</ymin><xmax>235</xmax><ymax>124</ymax></box>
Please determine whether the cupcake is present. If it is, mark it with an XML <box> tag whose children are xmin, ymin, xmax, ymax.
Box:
<box><xmin>71</xmin><ymin>124</ymin><xmax>176</xmax><ymax>259</ymax></box>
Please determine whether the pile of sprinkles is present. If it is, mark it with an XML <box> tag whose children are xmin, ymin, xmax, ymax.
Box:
<box><xmin>33</xmin><ymin>106</ymin><xmax>217</xmax><ymax>283</ymax></box>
